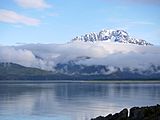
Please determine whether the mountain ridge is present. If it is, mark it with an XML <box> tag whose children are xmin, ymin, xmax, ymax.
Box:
<box><xmin>1</xmin><ymin>62</ymin><xmax>160</xmax><ymax>80</ymax></box>
<box><xmin>72</xmin><ymin>29</ymin><xmax>152</xmax><ymax>46</ymax></box>
<box><xmin>0</xmin><ymin>29</ymin><xmax>160</xmax><ymax>80</ymax></box>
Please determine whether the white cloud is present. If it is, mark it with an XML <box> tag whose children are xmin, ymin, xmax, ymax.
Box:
<box><xmin>14</xmin><ymin>0</ymin><xmax>51</xmax><ymax>9</ymax></box>
<box><xmin>0</xmin><ymin>46</ymin><xmax>37</xmax><ymax>67</ymax></box>
<box><xmin>0</xmin><ymin>46</ymin><xmax>55</xmax><ymax>70</ymax></box>
<box><xmin>1</xmin><ymin>41</ymin><xmax>160</xmax><ymax>72</ymax></box>
<box><xmin>0</xmin><ymin>9</ymin><xmax>40</xmax><ymax>26</ymax></box>
<box><xmin>16</xmin><ymin>41</ymin><xmax>160</xmax><ymax>70</ymax></box>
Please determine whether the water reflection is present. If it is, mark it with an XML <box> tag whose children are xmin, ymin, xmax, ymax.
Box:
<box><xmin>0</xmin><ymin>83</ymin><xmax>160</xmax><ymax>120</ymax></box>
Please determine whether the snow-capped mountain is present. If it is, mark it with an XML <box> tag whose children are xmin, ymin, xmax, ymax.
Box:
<box><xmin>0</xmin><ymin>29</ymin><xmax>160</xmax><ymax>80</ymax></box>
<box><xmin>72</xmin><ymin>29</ymin><xmax>152</xmax><ymax>46</ymax></box>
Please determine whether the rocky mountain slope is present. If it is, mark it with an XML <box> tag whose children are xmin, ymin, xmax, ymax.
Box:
<box><xmin>72</xmin><ymin>29</ymin><xmax>152</xmax><ymax>46</ymax></box>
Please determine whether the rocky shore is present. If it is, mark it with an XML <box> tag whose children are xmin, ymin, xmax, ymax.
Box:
<box><xmin>91</xmin><ymin>104</ymin><xmax>160</xmax><ymax>120</ymax></box>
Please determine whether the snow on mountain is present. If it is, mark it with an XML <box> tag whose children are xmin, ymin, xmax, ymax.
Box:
<box><xmin>0</xmin><ymin>29</ymin><xmax>159</xmax><ymax>76</ymax></box>
<box><xmin>72</xmin><ymin>29</ymin><xmax>152</xmax><ymax>46</ymax></box>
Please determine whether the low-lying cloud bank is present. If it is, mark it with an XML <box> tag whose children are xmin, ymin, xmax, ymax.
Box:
<box><xmin>0</xmin><ymin>41</ymin><xmax>160</xmax><ymax>72</ymax></box>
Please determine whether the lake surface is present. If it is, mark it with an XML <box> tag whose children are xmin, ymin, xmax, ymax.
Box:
<box><xmin>0</xmin><ymin>82</ymin><xmax>160</xmax><ymax>120</ymax></box>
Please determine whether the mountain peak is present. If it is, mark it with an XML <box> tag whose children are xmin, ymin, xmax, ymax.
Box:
<box><xmin>72</xmin><ymin>29</ymin><xmax>152</xmax><ymax>46</ymax></box>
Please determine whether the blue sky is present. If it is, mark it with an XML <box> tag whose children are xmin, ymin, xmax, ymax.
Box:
<box><xmin>0</xmin><ymin>0</ymin><xmax>160</xmax><ymax>45</ymax></box>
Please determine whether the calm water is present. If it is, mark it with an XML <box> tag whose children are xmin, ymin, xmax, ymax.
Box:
<box><xmin>0</xmin><ymin>82</ymin><xmax>160</xmax><ymax>120</ymax></box>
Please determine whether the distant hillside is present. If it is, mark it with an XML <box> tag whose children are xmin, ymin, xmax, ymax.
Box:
<box><xmin>0</xmin><ymin>63</ymin><xmax>160</xmax><ymax>80</ymax></box>
<box><xmin>0</xmin><ymin>63</ymin><xmax>53</xmax><ymax>80</ymax></box>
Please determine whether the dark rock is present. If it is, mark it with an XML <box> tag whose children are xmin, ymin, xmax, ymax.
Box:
<box><xmin>91</xmin><ymin>109</ymin><xmax>128</xmax><ymax>120</ymax></box>
<box><xmin>104</xmin><ymin>114</ymin><xmax>112</xmax><ymax>120</ymax></box>
<box><xmin>129</xmin><ymin>104</ymin><xmax>160</xmax><ymax>120</ymax></box>
<box><xmin>91</xmin><ymin>116</ymin><xmax>106</xmax><ymax>120</ymax></box>
<box><xmin>91</xmin><ymin>104</ymin><xmax>160</xmax><ymax>120</ymax></box>
<box><xmin>111</xmin><ymin>109</ymin><xmax>128</xmax><ymax>120</ymax></box>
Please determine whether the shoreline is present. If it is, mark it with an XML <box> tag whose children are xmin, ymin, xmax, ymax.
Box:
<box><xmin>91</xmin><ymin>104</ymin><xmax>160</xmax><ymax>120</ymax></box>
<box><xmin>0</xmin><ymin>80</ymin><xmax>160</xmax><ymax>84</ymax></box>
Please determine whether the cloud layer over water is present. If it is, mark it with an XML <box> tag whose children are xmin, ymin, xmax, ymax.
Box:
<box><xmin>0</xmin><ymin>41</ymin><xmax>160</xmax><ymax>71</ymax></box>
